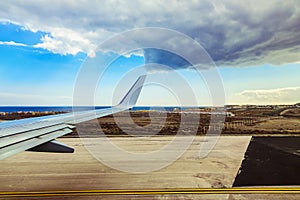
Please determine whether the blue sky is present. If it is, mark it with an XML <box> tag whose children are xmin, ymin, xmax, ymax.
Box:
<box><xmin>0</xmin><ymin>1</ymin><xmax>299</xmax><ymax>106</ymax></box>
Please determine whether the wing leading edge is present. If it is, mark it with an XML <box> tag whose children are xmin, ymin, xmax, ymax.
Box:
<box><xmin>0</xmin><ymin>75</ymin><xmax>146</xmax><ymax>160</ymax></box>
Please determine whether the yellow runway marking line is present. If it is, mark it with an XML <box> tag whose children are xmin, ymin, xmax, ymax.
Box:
<box><xmin>1</xmin><ymin>188</ymin><xmax>300</xmax><ymax>197</ymax></box>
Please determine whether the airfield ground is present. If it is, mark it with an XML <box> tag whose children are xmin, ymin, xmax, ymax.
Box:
<box><xmin>0</xmin><ymin>107</ymin><xmax>299</xmax><ymax>199</ymax></box>
<box><xmin>1</xmin><ymin>136</ymin><xmax>299</xmax><ymax>199</ymax></box>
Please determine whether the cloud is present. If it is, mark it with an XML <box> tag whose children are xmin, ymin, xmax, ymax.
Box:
<box><xmin>144</xmin><ymin>49</ymin><xmax>191</xmax><ymax>69</ymax></box>
<box><xmin>0</xmin><ymin>0</ymin><xmax>300</xmax><ymax>67</ymax></box>
<box><xmin>0</xmin><ymin>40</ymin><xmax>27</xmax><ymax>47</ymax></box>
<box><xmin>33</xmin><ymin>34</ymin><xmax>83</xmax><ymax>56</ymax></box>
<box><xmin>237</xmin><ymin>87</ymin><xmax>300</xmax><ymax>104</ymax></box>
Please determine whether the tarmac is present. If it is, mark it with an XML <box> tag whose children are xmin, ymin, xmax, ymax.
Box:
<box><xmin>1</xmin><ymin>136</ymin><xmax>299</xmax><ymax>199</ymax></box>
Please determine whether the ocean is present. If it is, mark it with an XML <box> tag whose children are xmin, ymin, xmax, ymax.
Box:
<box><xmin>0</xmin><ymin>106</ymin><xmax>200</xmax><ymax>113</ymax></box>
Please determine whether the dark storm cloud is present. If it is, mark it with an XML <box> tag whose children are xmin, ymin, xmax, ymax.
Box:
<box><xmin>144</xmin><ymin>49</ymin><xmax>191</xmax><ymax>69</ymax></box>
<box><xmin>0</xmin><ymin>0</ymin><xmax>300</xmax><ymax>67</ymax></box>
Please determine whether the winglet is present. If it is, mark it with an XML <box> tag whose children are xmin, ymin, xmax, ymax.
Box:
<box><xmin>117</xmin><ymin>75</ymin><xmax>146</xmax><ymax>108</ymax></box>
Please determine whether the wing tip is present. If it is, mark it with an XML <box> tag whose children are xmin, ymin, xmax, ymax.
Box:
<box><xmin>117</xmin><ymin>75</ymin><xmax>146</xmax><ymax>108</ymax></box>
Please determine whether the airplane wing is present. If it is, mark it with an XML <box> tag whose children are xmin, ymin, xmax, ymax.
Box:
<box><xmin>0</xmin><ymin>75</ymin><xmax>146</xmax><ymax>160</ymax></box>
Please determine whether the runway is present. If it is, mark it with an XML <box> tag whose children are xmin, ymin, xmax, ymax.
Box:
<box><xmin>1</xmin><ymin>136</ymin><xmax>299</xmax><ymax>199</ymax></box>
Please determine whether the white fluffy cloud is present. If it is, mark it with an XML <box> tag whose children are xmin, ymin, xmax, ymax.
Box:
<box><xmin>0</xmin><ymin>0</ymin><xmax>300</xmax><ymax>66</ymax></box>
<box><xmin>34</xmin><ymin>33</ymin><xmax>86</xmax><ymax>56</ymax></box>
<box><xmin>0</xmin><ymin>40</ymin><xmax>27</xmax><ymax>47</ymax></box>
<box><xmin>237</xmin><ymin>87</ymin><xmax>300</xmax><ymax>104</ymax></box>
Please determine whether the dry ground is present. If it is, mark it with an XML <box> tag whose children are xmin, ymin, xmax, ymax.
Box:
<box><xmin>247</xmin><ymin>117</ymin><xmax>300</xmax><ymax>132</ymax></box>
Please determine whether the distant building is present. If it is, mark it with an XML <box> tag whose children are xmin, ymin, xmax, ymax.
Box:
<box><xmin>173</xmin><ymin>108</ymin><xmax>181</xmax><ymax>112</ymax></box>
<box><xmin>226</xmin><ymin>112</ymin><xmax>235</xmax><ymax>117</ymax></box>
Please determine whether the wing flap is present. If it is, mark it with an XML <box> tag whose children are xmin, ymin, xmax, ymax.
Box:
<box><xmin>0</xmin><ymin>124</ymin><xmax>75</xmax><ymax>148</ymax></box>
<box><xmin>0</xmin><ymin>128</ymin><xmax>72</xmax><ymax>160</ymax></box>
<box><xmin>0</xmin><ymin>121</ymin><xmax>64</xmax><ymax>137</ymax></box>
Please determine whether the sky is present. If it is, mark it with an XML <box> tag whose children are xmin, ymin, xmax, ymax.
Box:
<box><xmin>0</xmin><ymin>0</ymin><xmax>300</xmax><ymax>106</ymax></box>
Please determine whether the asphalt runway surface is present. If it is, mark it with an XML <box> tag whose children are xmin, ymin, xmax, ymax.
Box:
<box><xmin>1</xmin><ymin>136</ymin><xmax>299</xmax><ymax>199</ymax></box>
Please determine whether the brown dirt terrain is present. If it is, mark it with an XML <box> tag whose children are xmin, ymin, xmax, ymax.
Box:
<box><xmin>245</xmin><ymin>117</ymin><xmax>300</xmax><ymax>131</ymax></box>
<box><xmin>67</xmin><ymin>108</ymin><xmax>300</xmax><ymax>137</ymax></box>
